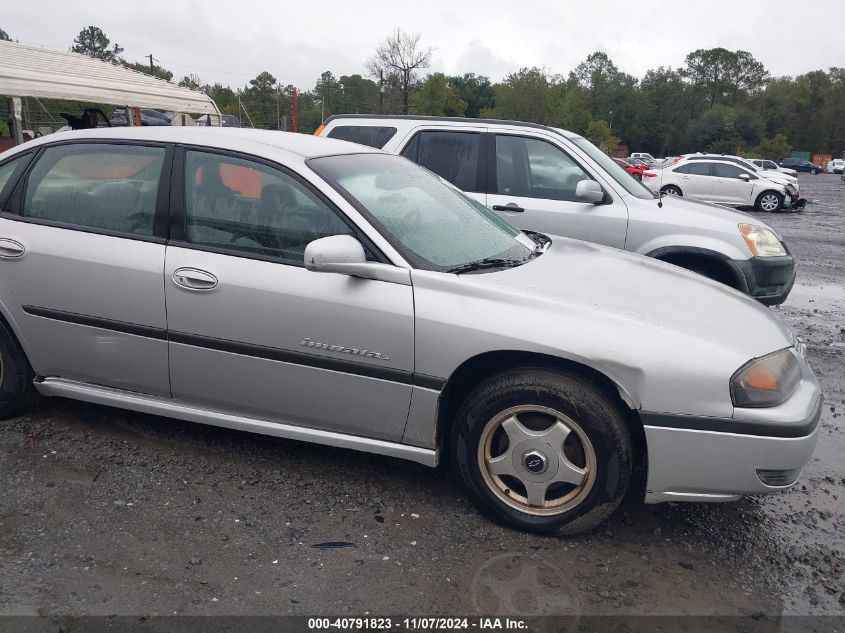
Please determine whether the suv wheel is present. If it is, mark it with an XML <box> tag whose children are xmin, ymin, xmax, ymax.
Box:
<box><xmin>0</xmin><ymin>320</ymin><xmax>39</xmax><ymax>420</ymax></box>
<box><xmin>756</xmin><ymin>191</ymin><xmax>783</xmax><ymax>212</ymax></box>
<box><xmin>451</xmin><ymin>368</ymin><xmax>632</xmax><ymax>535</ymax></box>
<box><xmin>660</xmin><ymin>185</ymin><xmax>682</xmax><ymax>197</ymax></box>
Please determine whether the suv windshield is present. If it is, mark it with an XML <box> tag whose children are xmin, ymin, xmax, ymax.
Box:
<box><xmin>309</xmin><ymin>153</ymin><xmax>535</xmax><ymax>272</ymax></box>
<box><xmin>569</xmin><ymin>136</ymin><xmax>654</xmax><ymax>200</ymax></box>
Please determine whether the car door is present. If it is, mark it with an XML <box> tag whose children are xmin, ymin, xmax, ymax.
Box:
<box><xmin>0</xmin><ymin>141</ymin><xmax>171</xmax><ymax>396</ymax></box>
<box><xmin>486</xmin><ymin>133</ymin><xmax>628</xmax><ymax>249</ymax></box>
<box><xmin>164</xmin><ymin>148</ymin><xmax>415</xmax><ymax>442</ymax></box>
<box><xmin>672</xmin><ymin>162</ymin><xmax>714</xmax><ymax>199</ymax></box>
<box><xmin>710</xmin><ymin>162</ymin><xmax>757</xmax><ymax>205</ymax></box>
<box><xmin>398</xmin><ymin>127</ymin><xmax>487</xmax><ymax>205</ymax></box>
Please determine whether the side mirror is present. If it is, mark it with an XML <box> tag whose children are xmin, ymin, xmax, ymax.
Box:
<box><xmin>575</xmin><ymin>179</ymin><xmax>604</xmax><ymax>204</ymax></box>
<box><xmin>304</xmin><ymin>235</ymin><xmax>410</xmax><ymax>285</ymax></box>
<box><xmin>738</xmin><ymin>173</ymin><xmax>751</xmax><ymax>181</ymax></box>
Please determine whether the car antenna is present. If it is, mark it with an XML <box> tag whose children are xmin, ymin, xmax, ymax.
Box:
<box><xmin>657</xmin><ymin>152</ymin><xmax>664</xmax><ymax>208</ymax></box>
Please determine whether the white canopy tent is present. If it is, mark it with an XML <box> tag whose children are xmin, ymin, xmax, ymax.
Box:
<box><xmin>0</xmin><ymin>40</ymin><xmax>221</xmax><ymax>144</ymax></box>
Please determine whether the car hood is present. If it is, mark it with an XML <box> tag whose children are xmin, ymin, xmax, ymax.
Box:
<box><xmin>467</xmin><ymin>236</ymin><xmax>794</xmax><ymax>358</ymax></box>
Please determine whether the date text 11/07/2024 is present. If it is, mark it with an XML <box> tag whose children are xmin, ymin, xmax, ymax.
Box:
<box><xmin>307</xmin><ymin>617</ymin><xmax>529</xmax><ymax>630</ymax></box>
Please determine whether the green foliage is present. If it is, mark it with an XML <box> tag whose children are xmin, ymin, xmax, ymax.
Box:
<box><xmin>124</xmin><ymin>61</ymin><xmax>174</xmax><ymax>82</ymax></box>
<box><xmin>586</xmin><ymin>119</ymin><xmax>619</xmax><ymax>152</ymax></box>
<box><xmin>753</xmin><ymin>134</ymin><xmax>792</xmax><ymax>160</ymax></box>
<box><xmin>71</xmin><ymin>26</ymin><xmax>124</xmax><ymax>63</ymax></box>
<box><xmin>178</xmin><ymin>74</ymin><xmax>202</xmax><ymax>90</ymax></box>
<box><xmin>447</xmin><ymin>73</ymin><xmax>494</xmax><ymax>118</ymax></box>
<box><xmin>482</xmin><ymin>67</ymin><xmax>549</xmax><ymax>123</ymax></box>
<box><xmin>682</xmin><ymin>48</ymin><xmax>768</xmax><ymax>107</ymax></box>
<box><xmin>410</xmin><ymin>73</ymin><xmax>467</xmax><ymax>116</ymax></box>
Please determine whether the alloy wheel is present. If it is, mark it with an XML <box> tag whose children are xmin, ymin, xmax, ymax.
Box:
<box><xmin>478</xmin><ymin>405</ymin><xmax>597</xmax><ymax>516</ymax></box>
<box><xmin>760</xmin><ymin>193</ymin><xmax>781</xmax><ymax>211</ymax></box>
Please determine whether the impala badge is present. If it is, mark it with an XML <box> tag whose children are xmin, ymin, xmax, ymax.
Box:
<box><xmin>300</xmin><ymin>337</ymin><xmax>391</xmax><ymax>361</ymax></box>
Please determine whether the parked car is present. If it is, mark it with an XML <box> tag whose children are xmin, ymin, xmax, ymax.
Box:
<box><xmin>779</xmin><ymin>158</ymin><xmax>823</xmax><ymax>174</ymax></box>
<box><xmin>749</xmin><ymin>158</ymin><xmax>798</xmax><ymax>178</ymax></box>
<box><xmin>613</xmin><ymin>157</ymin><xmax>652</xmax><ymax>181</ymax></box>
<box><xmin>681</xmin><ymin>154</ymin><xmax>800</xmax><ymax>190</ymax></box>
<box><xmin>109</xmin><ymin>108</ymin><xmax>171</xmax><ymax>127</ymax></box>
<box><xmin>317</xmin><ymin>115</ymin><xmax>796</xmax><ymax>305</ymax></box>
<box><xmin>630</xmin><ymin>152</ymin><xmax>656</xmax><ymax>161</ymax></box>
<box><xmin>643</xmin><ymin>156</ymin><xmax>801</xmax><ymax>213</ymax></box>
<box><xmin>0</xmin><ymin>127</ymin><xmax>821</xmax><ymax>534</ymax></box>
<box><xmin>826</xmin><ymin>158</ymin><xmax>844</xmax><ymax>174</ymax></box>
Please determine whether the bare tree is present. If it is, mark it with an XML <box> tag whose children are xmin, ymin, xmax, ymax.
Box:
<box><xmin>367</xmin><ymin>29</ymin><xmax>433</xmax><ymax>114</ymax></box>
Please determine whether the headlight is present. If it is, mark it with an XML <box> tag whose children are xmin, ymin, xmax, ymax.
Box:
<box><xmin>731</xmin><ymin>349</ymin><xmax>801</xmax><ymax>407</ymax></box>
<box><xmin>739</xmin><ymin>224</ymin><xmax>786</xmax><ymax>257</ymax></box>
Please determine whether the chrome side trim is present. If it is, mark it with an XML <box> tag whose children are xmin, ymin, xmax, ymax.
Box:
<box><xmin>34</xmin><ymin>377</ymin><xmax>439</xmax><ymax>467</ymax></box>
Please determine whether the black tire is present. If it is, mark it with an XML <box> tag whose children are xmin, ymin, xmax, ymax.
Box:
<box><xmin>810</xmin><ymin>168</ymin><xmax>819</xmax><ymax>175</ymax></box>
<box><xmin>755</xmin><ymin>190</ymin><xmax>783</xmax><ymax>212</ymax></box>
<box><xmin>0</xmin><ymin>319</ymin><xmax>39</xmax><ymax>420</ymax></box>
<box><xmin>450</xmin><ymin>368</ymin><xmax>632</xmax><ymax>535</ymax></box>
<box><xmin>660</xmin><ymin>185</ymin><xmax>682</xmax><ymax>197</ymax></box>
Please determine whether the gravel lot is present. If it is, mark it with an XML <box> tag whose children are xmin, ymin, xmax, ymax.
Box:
<box><xmin>0</xmin><ymin>173</ymin><xmax>843</xmax><ymax>618</ymax></box>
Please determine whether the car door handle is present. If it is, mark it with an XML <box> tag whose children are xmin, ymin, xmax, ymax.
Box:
<box><xmin>492</xmin><ymin>203</ymin><xmax>525</xmax><ymax>213</ymax></box>
<box><xmin>0</xmin><ymin>238</ymin><xmax>25</xmax><ymax>258</ymax></box>
<box><xmin>173</xmin><ymin>267</ymin><xmax>218</xmax><ymax>291</ymax></box>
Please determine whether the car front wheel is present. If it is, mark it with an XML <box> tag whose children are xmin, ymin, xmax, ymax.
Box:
<box><xmin>810</xmin><ymin>168</ymin><xmax>819</xmax><ymax>175</ymax></box>
<box><xmin>660</xmin><ymin>185</ymin><xmax>682</xmax><ymax>197</ymax></box>
<box><xmin>451</xmin><ymin>368</ymin><xmax>632</xmax><ymax>535</ymax></box>
<box><xmin>756</xmin><ymin>191</ymin><xmax>784</xmax><ymax>212</ymax></box>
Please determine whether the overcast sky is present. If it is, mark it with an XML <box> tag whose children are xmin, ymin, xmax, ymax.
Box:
<box><xmin>5</xmin><ymin>1</ymin><xmax>843</xmax><ymax>89</ymax></box>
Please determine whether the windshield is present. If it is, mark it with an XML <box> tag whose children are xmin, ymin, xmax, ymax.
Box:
<box><xmin>569</xmin><ymin>136</ymin><xmax>654</xmax><ymax>200</ymax></box>
<box><xmin>309</xmin><ymin>153</ymin><xmax>534</xmax><ymax>272</ymax></box>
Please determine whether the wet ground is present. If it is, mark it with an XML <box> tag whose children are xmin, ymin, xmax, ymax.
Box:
<box><xmin>0</xmin><ymin>174</ymin><xmax>843</xmax><ymax>619</ymax></box>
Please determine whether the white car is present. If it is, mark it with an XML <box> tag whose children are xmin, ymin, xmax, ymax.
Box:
<box><xmin>677</xmin><ymin>154</ymin><xmax>799</xmax><ymax>190</ymax></box>
<box><xmin>827</xmin><ymin>159</ymin><xmax>844</xmax><ymax>174</ymax></box>
<box><xmin>644</xmin><ymin>157</ymin><xmax>800</xmax><ymax>212</ymax></box>
<box><xmin>750</xmin><ymin>158</ymin><xmax>798</xmax><ymax>178</ymax></box>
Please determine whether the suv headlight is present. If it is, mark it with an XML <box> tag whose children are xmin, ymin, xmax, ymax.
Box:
<box><xmin>731</xmin><ymin>349</ymin><xmax>801</xmax><ymax>407</ymax></box>
<box><xmin>739</xmin><ymin>224</ymin><xmax>787</xmax><ymax>257</ymax></box>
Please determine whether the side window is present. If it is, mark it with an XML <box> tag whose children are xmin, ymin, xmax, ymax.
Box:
<box><xmin>711</xmin><ymin>163</ymin><xmax>746</xmax><ymax>179</ymax></box>
<box><xmin>495</xmin><ymin>135</ymin><xmax>592</xmax><ymax>201</ymax></box>
<box><xmin>23</xmin><ymin>144</ymin><xmax>164</xmax><ymax>236</ymax></box>
<box><xmin>401</xmin><ymin>131</ymin><xmax>480</xmax><ymax>192</ymax></box>
<box><xmin>327</xmin><ymin>125</ymin><xmax>397</xmax><ymax>149</ymax></box>
<box><xmin>0</xmin><ymin>154</ymin><xmax>31</xmax><ymax>207</ymax></box>
<box><xmin>184</xmin><ymin>151</ymin><xmax>353</xmax><ymax>262</ymax></box>
<box><xmin>681</xmin><ymin>162</ymin><xmax>712</xmax><ymax>176</ymax></box>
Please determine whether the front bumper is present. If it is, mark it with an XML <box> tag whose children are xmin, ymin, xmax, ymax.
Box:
<box><xmin>641</xmin><ymin>352</ymin><xmax>822</xmax><ymax>504</ymax></box>
<box><xmin>728</xmin><ymin>253</ymin><xmax>796</xmax><ymax>306</ymax></box>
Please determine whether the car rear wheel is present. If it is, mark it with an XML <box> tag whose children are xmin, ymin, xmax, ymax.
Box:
<box><xmin>756</xmin><ymin>191</ymin><xmax>783</xmax><ymax>212</ymax></box>
<box><xmin>0</xmin><ymin>320</ymin><xmax>39</xmax><ymax>420</ymax></box>
<box><xmin>660</xmin><ymin>185</ymin><xmax>682</xmax><ymax>197</ymax></box>
<box><xmin>450</xmin><ymin>368</ymin><xmax>632</xmax><ymax>535</ymax></box>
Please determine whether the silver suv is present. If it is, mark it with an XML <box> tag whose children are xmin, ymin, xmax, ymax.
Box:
<box><xmin>0</xmin><ymin>128</ymin><xmax>821</xmax><ymax>534</ymax></box>
<box><xmin>317</xmin><ymin>116</ymin><xmax>796</xmax><ymax>305</ymax></box>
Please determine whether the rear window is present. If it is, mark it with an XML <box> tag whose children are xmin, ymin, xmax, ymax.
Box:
<box><xmin>327</xmin><ymin>125</ymin><xmax>397</xmax><ymax>149</ymax></box>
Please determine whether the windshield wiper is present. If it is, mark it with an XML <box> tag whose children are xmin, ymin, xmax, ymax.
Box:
<box><xmin>447</xmin><ymin>257</ymin><xmax>526</xmax><ymax>275</ymax></box>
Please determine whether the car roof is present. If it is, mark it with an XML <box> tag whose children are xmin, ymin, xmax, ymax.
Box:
<box><xmin>8</xmin><ymin>126</ymin><xmax>381</xmax><ymax>160</ymax></box>
<box><xmin>321</xmin><ymin>114</ymin><xmax>581</xmax><ymax>140</ymax></box>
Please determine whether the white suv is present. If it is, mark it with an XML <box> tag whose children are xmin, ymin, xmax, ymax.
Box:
<box><xmin>317</xmin><ymin>115</ymin><xmax>796</xmax><ymax>305</ymax></box>
<box><xmin>750</xmin><ymin>158</ymin><xmax>798</xmax><ymax>177</ymax></box>
<box><xmin>644</xmin><ymin>156</ymin><xmax>800</xmax><ymax>212</ymax></box>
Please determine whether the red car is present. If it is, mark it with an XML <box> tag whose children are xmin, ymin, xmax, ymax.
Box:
<box><xmin>613</xmin><ymin>157</ymin><xmax>653</xmax><ymax>181</ymax></box>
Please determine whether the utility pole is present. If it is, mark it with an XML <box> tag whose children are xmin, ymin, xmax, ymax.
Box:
<box><xmin>292</xmin><ymin>87</ymin><xmax>298</xmax><ymax>133</ymax></box>
<box><xmin>276</xmin><ymin>83</ymin><xmax>281</xmax><ymax>131</ymax></box>
<box><xmin>148</xmin><ymin>54</ymin><xmax>155</xmax><ymax>73</ymax></box>
<box><xmin>379</xmin><ymin>69</ymin><xmax>384</xmax><ymax>114</ymax></box>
